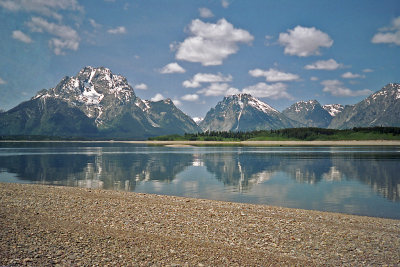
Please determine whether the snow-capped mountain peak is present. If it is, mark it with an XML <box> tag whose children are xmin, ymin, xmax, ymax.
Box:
<box><xmin>12</xmin><ymin>66</ymin><xmax>202</xmax><ymax>138</ymax></box>
<box><xmin>200</xmin><ymin>93</ymin><xmax>295</xmax><ymax>131</ymax></box>
<box><xmin>33</xmin><ymin>66</ymin><xmax>140</xmax><ymax>124</ymax></box>
<box><xmin>290</xmin><ymin>100</ymin><xmax>319</xmax><ymax>113</ymax></box>
<box><xmin>226</xmin><ymin>93</ymin><xmax>278</xmax><ymax>114</ymax></box>
<box><xmin>48</xmin><ymin>66</ymin><xmax>134</xmax><ymax>103</ymax></box>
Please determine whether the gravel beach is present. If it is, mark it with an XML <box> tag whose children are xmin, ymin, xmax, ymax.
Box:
<box><xmin>1</xmin><ymin>183</ymin><xmax>399</xmax><ymax>266</ymax></box>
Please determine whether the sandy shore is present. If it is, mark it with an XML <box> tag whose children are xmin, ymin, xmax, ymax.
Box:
<box><xmin>1</xmin><ymin>183</ymin><xmax>399</xmax><ymax>266</ymax></box>
<box><xmin>2</xmin><ymin>140</ymin><xmax>400</xmax><ymax>146</ymax></box>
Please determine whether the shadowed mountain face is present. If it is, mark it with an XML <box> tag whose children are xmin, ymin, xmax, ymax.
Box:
<box><xmin>142</xmin><ymin>99</ymin><xmax>201</xmax><ymax>136</ymax></box>
<box><xmin>282</xmin><ymin>100</ymin><xmax>333</xmax><ymax>128</ymax></box>
<box><xmin>0</xmin><ymin>66</ymin><xmax>201</xmax><ymax>139</ymax></box>
<box><xmin>0</xmin><ymin>98</ymin><xmax>98</xmax><ymax>137</ymax></box>
<box><xmin>329</xmin><ymin>83</ymin><xmax>400</xmax><ymax>129</ymax></box>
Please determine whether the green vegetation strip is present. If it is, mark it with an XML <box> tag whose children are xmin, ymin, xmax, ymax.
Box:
<box><xmin>149</xmin><ymin>127</ymin><xmax>400</xmax><ymax>141</ymax></box>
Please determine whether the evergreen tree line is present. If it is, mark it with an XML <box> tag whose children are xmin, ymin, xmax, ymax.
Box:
<box><xmin>149</xmin><ymin>127</ymin><xmax>400</xmax><ymax>141</ymax></box>
<box><xmin>4</xmin><ymin>127</ymin><xmax>399</xmax><ymax>141</ymax></box>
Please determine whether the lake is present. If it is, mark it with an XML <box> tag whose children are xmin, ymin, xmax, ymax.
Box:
<box><xmin>0</xmin><ymin>142</ymin><xmax>399</xmax><ymax>219</ymax></box>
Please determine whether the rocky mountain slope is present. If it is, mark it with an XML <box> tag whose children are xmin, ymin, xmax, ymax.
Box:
<box><xmin>329</xmin><ymin>83</ymin><xmax>400</xmax><ymax>129</ymax></box>
<box><xmin>199</xmin><ymin>94</ymin><xmax>299</xmax><ymax>131</ymax></box>
<box><xmin>282</xmin><ymin>100</ymin><xmax>333</xmax><ymax>128</ymax></box>
<box><xmin>0</xmin><ymin>66</ymin><xmax>200</xmax><ymax>139</ymax></box>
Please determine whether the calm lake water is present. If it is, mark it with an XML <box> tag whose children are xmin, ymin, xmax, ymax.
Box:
<box><xmin>0</xmin><ymin>142</ymin><xmax>399</xmax><ymax>219</ymax></box>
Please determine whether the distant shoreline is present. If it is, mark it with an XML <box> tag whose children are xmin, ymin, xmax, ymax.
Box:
<box><xmin>1</xmin><ymin>183</ymin><xmax>399</xmax><ymax>266</ymax></box>
<box><xmin>1</xmin><ymin>140</ymin><xmax>400</xmax><ymax>146</ymax></box>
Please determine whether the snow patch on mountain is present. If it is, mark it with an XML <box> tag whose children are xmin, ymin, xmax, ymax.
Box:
<box><xmin>80</xmin><ymin>84</ymin><xmax>104</xmax><ymax>105</ymax></box>
<box><xmin>287</xmin><ymin>100</ymin><xmax>316</xmax><ymax>113</ymax></box>
<box><xmin>323</xmin><ymin>104</ymin><xmax>344</xmax><ymax>117</ymax></box>
<box><xmin>142</xmin><ymin>100</ymin><xmax>151</xmax><ymax>111</ymax></box>
<box><xmin>228</xmin><ymin>94</ymin><xmax>278</xmax><ymax>114</ymax></box>
<box><xmin>370</xmin><ymin>83</ymin><xmax>400</xmax><ymax>101</ymax></box>
<box><xmin>192</xmin><ymin>117</ymin><xmax>204</xmax><ymax>124</ymax></box>
<box><xmin>291</xmin><ymin>100</ymin><xmax>319</xmax><ymax>113</ymax></box>
<box><xmin>248</xmin><ymin>97</ymin><xmax>278</xmax><ymax>114</ymax></box>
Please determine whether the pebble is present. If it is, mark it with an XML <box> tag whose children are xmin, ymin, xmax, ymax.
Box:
<box><xmin>1</xmin><ymin>183</ymin><xmax>399</xmax><ymax>266</ymax></box>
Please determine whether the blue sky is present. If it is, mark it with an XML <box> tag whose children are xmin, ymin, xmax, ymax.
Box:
<box><xmin>0</xmin><ymin>0</ymin><xmax>399</xmax><ymax>118</ymax></box>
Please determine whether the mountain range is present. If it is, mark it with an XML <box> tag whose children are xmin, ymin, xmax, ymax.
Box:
<box><xmin>0</xmin><ymin>66</ymin><xmax>399</xmax><ymax>139</ymax></box>
<box><xmin>0</xmin><ymin>66</ymin><xmax>200</xmax><ymax>139</ymax></box>
<box><xmin>200</xmin><ymin>83</ymin><xmax>400</xmax><ymax>131</ymax></box>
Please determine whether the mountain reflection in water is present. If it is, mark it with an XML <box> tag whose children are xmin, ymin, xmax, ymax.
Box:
<box><xmin>0</xmin><ymin>150</ymin><xmax>193</xmax><ymax>191</ymax></box>
<box><xmin>0</xmin><ymin>144</ymin><xmax>399</xmax><ymax>206</ymax></box>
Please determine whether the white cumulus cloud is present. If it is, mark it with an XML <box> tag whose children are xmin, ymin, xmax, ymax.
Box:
<box><xmin>12</xmin><ymin>30</ymin><xmax>32</xmax><ymax>43</ymax></box>
<box><xmin>107</xmin><ymin>26</ymin><xmax>126</xmax><ymax>34</ymax></box>
<box><xmin>175</xmin><ymin>18</ymin><xmax>254</xmax><ymax>66</ymax></box>
<box><xmin>242</xmin><ymin>82</ymin><xmax>292</xmax><ymax>99</ymax></box>
<box><xmin>183</xmin><ymin>73</ymin><xmax>232</xmax><ymax>88</ymax></box>
<box><xmin>0</xmin><ymin>77</ymin><xmax>6</xmax><ymax>84</ymax></box>
<box><xmin>199</xmin><ymin>7</ymin><xmax>214</xmax><ymax>18</ymax></box>
<box><xmin>249</xmin><ymin>68</ymin><xmax>299</xmax><ymax>82</ymax></box>
<box><xmin>181</xmin><ymin>94</ymin><xmax>199</xmax><ymax>101</ymax></box>
<box><xmin>151</xmin><ymin>93</ymin><xmax>164</xmax><ymax>102</ymax></box>
<box><xmin>278</xmin><ymin>26</ymin><xmax>333</xmax><ymax>57</ymax></box>
<box><xmin>159</xmin><ymin>62</ymin><xmax>186</xmax><ymax>74</ymax></box>
<box><xmin>27</xmin><ymin>16</ymin><xmax>79</xmax><ymax>55</ymax></box>
<box><xmin>372</xmin><ymin>16</ymin><xmax>400</xmax><ymax>46</ymax></box>
<box><xmin>321</xmin><ymin>80</ymin><xmax>372</xmax><ymax>97</ymax></box>
<box><xmin>134</xmin><ymin>83</ymin><xmax>148</xmax><ymax>90</ymax></box>
<box><xmin>341</xmin><ymin>72</ymin><xmax>365</xmax><ymax>79</ymax></box>
<box><xmin>197</xmin><ymin>83</ymin><xmax>240</xmax><ymax>96</ymax></box>
<box><xmin>304</xmin><ymin>59</ymin><xmax>343</xmax><ymax>70</ymax></box>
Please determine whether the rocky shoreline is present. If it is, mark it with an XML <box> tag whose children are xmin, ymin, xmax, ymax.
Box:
<box><xmin>1</xmin><ymin>183</ymin><xmax>399</xmax><ymax>266</ymax></box>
